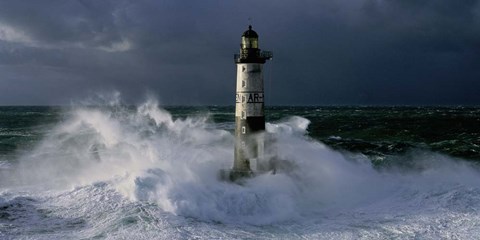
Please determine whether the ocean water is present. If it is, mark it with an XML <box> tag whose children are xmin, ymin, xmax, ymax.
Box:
<box><xmin>1</xmin><ymin>98</ymin><xmax>480</xmax><ymax>239</ymax></box>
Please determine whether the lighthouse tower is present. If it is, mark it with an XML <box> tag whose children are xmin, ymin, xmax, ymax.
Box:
<box><xmin>232</xmin><ymin>25</ymin><xmax>272</xmax><ymax>178</ymax></box>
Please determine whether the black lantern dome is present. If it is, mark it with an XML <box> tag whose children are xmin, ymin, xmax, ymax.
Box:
<box><xmin>242</xmin><ymin>25</ymin><xmax>258</xmax><ymax>38</ymax></box>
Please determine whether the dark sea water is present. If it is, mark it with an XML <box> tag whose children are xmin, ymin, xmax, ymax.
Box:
<box><xmin>1</xmin><ymin>102</ymin><xmax>480</xmax><ymax>239</ymax></box>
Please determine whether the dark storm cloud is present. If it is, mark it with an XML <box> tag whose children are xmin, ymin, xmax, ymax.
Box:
<box><xmin>0</xmin><ymin>0</ymin><xmax>479</xmax><ymax>105</ymax></box>
<box><xmin>0</xmin><ymin>1</ymin><xmax>127</xmax><ymax>49</ymax></box>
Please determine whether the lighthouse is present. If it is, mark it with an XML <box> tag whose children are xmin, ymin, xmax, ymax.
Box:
<box><xmin>231</xmin><ymin>25</ymin><xmax>273</xmax><ymax>179</ymax></box>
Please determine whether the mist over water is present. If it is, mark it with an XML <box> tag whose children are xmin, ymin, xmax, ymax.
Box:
<box><xmin>1</xmin><ymin>97</ymin><xmax>480</xmax><ymax>239</ymax></box>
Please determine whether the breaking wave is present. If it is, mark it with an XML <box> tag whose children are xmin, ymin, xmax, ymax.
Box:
<box><xmin>2</xmin><ymin>96</ymin><xmax>480</xmax><ymax>239</ymax></box>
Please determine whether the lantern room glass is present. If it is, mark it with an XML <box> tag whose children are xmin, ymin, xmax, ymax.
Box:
<box><xmin>241</xmin><ymin>37</ymin><xmax>258</xmax><ymax>49</ymax></box>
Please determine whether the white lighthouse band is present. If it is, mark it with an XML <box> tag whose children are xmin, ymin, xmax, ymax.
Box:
<box><xmin>235</xmin><ymin>64</ymin><xmax>265</xmax><ymax>118</ymax></box>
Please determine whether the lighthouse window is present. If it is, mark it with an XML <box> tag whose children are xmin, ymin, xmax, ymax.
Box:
<box><xmin>242</xmin><ymin>126</ymin><xmax>246</xmax><ymax>134</ymax></box>
<box><xmin>241</xmin><ymin>111</ymin><xmax>246</xmax><ymax>119</ymax></box>
<box><xmin>242</xmin><ymin>80</ymin><xmax>246</xmax><ymax>88</ymax></box>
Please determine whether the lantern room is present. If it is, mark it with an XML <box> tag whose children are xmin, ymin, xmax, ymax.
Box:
<box><xmin>241</xmin><ymin>25</ymin><xmax>259</xmax><ymax>49</ymax></box>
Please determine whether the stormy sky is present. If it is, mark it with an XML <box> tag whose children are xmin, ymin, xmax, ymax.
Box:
<box><xmin>0</xmin><ymin>0</ymin><xmax>479</xmax><ymax>105</ymax></box>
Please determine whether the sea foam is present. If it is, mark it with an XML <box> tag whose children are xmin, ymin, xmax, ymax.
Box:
<box><xmin>2</xmin><ymin>96</ymin><xmax>480</xmax><ymax>238</ymax></box>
